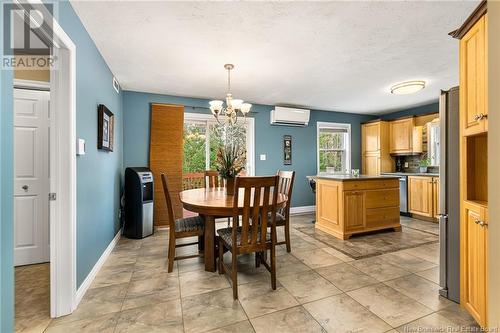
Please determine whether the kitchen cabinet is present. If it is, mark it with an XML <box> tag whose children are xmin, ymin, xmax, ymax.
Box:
<box><xmin>361</xmin><ymin>121</ymin><xmax>393</xmax><ymax>175</ymax></box>
<box><xmin>460</xmin><ymin>14</ymin><xmax>488</xmax><ymax>137</ymax></box>
<box><xmin>453</xmin><ymin>3</ymin><xmax>488</xmax><ymax>326</ymax></box>
<box><xmin>316</xmin><ymin>176</ymin><xmax>400</xmax><ymax>239</ymax></box>
<box><xmin>433</xmin><ymin>178</ymin><xmax>440</xmax><ymax>219</ymax></box>
<box><xmin>408</xmin><ymin>176</ymin><xmax>434</xmax><ymax>218</ymax></box>
<box><xmin>389</xmin><ymin>118</ymin><xmax>423</xmax><ymax>154</ymax></box>
<box><xmin>461</xmin><ymin>201</ymin><xmax>487</xmax><ymax>326</ymax></box>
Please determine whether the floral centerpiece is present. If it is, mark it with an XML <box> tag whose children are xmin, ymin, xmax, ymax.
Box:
<box><xmin>215</xmin><ymin>142</ymin><xmax>246</xmax><ymax>195</ymax></box>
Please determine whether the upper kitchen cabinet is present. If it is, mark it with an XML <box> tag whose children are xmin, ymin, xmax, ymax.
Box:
<box><xmin>459</xmin><ymin>13</ymin><xmax>488</xmax><ymax>136</ymax></box>
<box><xmin>389</xmin><ymin>117</ymin><xmax>423</xmax><ymax>154</ymax></box>
<box><xmin>362</xmin><ymin>121</ymin><xmax>393</xmax><ymax>175</ymax></box>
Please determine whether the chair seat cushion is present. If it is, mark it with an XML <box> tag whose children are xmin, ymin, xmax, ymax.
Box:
<box><xmin>267</xmin><ymin>212</ymin><xmax>286</xmax><ymax>225</ymax></box>
<box><xmin>217</xmin><ymin>226</ymin><xmax>270</xmax><ymax>247</ymax></box>
<box><xmin>175</xmin><ymin>215</ymin><xmax>204</xmax><ymax>233</ymax></box>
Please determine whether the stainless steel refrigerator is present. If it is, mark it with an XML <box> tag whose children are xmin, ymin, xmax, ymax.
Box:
<box><xmin>438</xmin><ymin>87</ymin><xmax>460</xmax><ymax>303</ymax></box>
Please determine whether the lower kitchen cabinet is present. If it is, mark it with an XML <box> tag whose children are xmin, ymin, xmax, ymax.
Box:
<box><xmin>408</xmin><ymin>176</ymin><xmax>434</xmax><ymax>218</ymax></box>
<box><xmin>461</xmin><ymin>201</ymin><xmax>488</xmax><ymax>326</ymax></box>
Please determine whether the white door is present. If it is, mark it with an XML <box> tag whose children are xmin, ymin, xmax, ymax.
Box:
<box><xmin>13</xmin><ymin>88</ymin><xmax>50</xmax><ymax>266</ymax></box>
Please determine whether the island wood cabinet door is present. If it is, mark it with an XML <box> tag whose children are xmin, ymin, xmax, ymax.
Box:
<box><xmin>461</xmin><ymin>202</ymin><xmax>487</xmax><ymax>327</ymax></box>
<box><xmin>408</xmin><ymin>176</ymin><xmax>434</xmax><ymax>217</ymax></box>
<box><xmin>389</xmin><ymin>118</ymin><xmax>414</xmax><ymax>154</ymax></box>
<box><xmin>343</xmin><ymin>191</ymin><xmax>366</xmax><ymax>232</ymax></box>
<box><xmin>460</xmin><ymin>14</ymin><xmax>488</xmax><ymax>137</ymax></box>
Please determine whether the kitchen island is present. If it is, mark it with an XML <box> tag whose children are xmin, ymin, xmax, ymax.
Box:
<box><xmin>313</xmin><ymin>174</ymin><xmax>401</xmax><ymax>240</ymax></box>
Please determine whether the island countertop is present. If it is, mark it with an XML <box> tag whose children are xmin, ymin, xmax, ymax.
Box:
<box><xmin>307</xmin><ymin>174</ymin><xmax>400</xmax><ymax>181</ymax></box>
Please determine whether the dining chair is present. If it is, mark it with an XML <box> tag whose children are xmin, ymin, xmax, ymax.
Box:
<box><xmin>217</xmin><ymin>175</ymin><xmax>279</xmax><ymax>299</ymax></box>
<box><xmin>205</xmin><ymin>170</ymin><xmax>232</xmax><ymax>226</ymax></box>
<box><xmin>274</xmin><ymin>170</ymin><xmax>295</xmax><ymax>252</ymax></box>
<box><xmin>204</xmin><ymin>170</ymin><xmax>223</xmax><ymax>188</ymax></box>
<box><xmin>161</xmin><ymin>174</ymin><xmax>205</xmax><ymax>273</ymax></box>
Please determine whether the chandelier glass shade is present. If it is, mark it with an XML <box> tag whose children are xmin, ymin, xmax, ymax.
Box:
<box><xmin>209</xmin><ymin>64</ymin><xmax>251</xmax><ymax>125</ymax></box>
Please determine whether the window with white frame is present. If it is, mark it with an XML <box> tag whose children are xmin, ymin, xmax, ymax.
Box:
<box><xmin>183</xmin><ymin>113</ymin><xmax>255</xmax><ymax>176</ymax></box>
<box><xmin>317</xmin><ymin>122</ymin><xmax>351</xmax><ymax>174</ymax></box>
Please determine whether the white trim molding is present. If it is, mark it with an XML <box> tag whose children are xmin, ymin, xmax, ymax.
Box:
<box><xmin>74</xmin><ymin>230</ymin><xmax>121</xmax><ymax>308</ymax></box>
<box><xmin>290</xmin><ymin>205</ymin><xmax>316</xmax><ymax>215</ymax></box>
<box><xmin>13</xmin><ymin>79</ymin><xmax>50</xmax><ymax>91</ymax></box>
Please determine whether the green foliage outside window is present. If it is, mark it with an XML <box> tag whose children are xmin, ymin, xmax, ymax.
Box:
<box><xmin>183</xmin><ymin>121</ymin><xmax>246</xmax><ymax>173</ymax></box>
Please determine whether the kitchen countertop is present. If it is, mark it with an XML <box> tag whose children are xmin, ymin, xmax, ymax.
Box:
<box><xmin>381</xmin><ymin>172</ymin><xmax>439</xmax><ymax>177</ymax></box>
<box><xmin>308</xmin><ymin>174</ymin><xmax>400</xmax><ymax>181</ymax></box>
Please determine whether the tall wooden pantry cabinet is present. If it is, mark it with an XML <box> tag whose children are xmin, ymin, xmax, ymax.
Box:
<box><xmin>451</xmin><ymin>1</ymin><xmax>488</xmax><ymax>327</ymax></box>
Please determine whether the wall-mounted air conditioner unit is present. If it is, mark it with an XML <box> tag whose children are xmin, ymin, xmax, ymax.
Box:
<box><xmin>270</xmin><ymin>106</ymin><xmax>310</xmax><ymax>127</ymax></box>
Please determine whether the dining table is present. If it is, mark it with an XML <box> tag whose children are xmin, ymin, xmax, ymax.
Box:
<box><xmin>179</xmin><ymin>187</ymin><xmax>288</xmax><ymax>272</ymax></box>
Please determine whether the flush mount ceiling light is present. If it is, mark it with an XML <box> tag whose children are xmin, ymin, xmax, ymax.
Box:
<box><xmin>390</xmin><ymin>80</ymin><xmax>426</xmax><ymax>95</ymax></box>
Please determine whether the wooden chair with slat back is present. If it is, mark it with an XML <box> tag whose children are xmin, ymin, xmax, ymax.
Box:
<box><xmin>274</xmin><ymin>170</ymin><xmax>295</xmax><ymax>252</ymax></box>
<box><xmin>217</xmin><ymin>175</ymin><xmax>279</xmax><ymax>299</ymax></box>
<box><xmin>205</xmin><ymin>170</ymin><xmax>232</xmax><ymax>226</ymax></box>
<box><xmin>204</xmin><ymin>170</ymin><xmax>223</xmax><ymax>188</ymax></box>
<box><xmin>161</xmin><ymin>174</ymin><xmax>205</xmax><ymax>272</ymax></box>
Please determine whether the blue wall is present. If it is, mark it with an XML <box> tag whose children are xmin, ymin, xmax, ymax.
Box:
<box><xmin>123</xmin><ymin>91</ymin><xmax>375</xmax><ymax>207</ymax></box>
<box><xmin>1</xmin><ymin>2</ymin><xmax>15</xmax><ymax>330</ymax></box>
<box><xmin>56</xmin><ymin>2</ymin><xmax>123</xmax><ymax>287</ymax></box>
<box><xmin>379</xmin><ymin>101</ymin><xmax>439</xmax><ymax>120</ymax></box>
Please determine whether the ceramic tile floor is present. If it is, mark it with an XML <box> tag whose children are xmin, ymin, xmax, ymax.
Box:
<box><xmin>22</xmin><ymin>214</ymin><xmax>479</xmax><ymax>333</ymax></box>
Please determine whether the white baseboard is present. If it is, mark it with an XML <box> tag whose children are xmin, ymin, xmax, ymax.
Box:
<box><xmin>74</xmin><ymin>229</ymin><xmax>121</xmax><ymax>308</ymax></box>
<box><xmin>290</xmin><ymin>205</ymin><xmax>316</xmax><ymax>215</ymax></box>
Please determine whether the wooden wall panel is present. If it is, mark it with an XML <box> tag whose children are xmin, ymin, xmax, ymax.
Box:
<box><xmin>149</xmin><ymin>103</ymin><xmax>184</xmax><ymax>226</ymax></box>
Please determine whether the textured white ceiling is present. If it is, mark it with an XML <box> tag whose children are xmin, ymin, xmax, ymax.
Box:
<box><xmin>70</xmin><ymin>1</ymin><xmax>478</xmax><ymax>114</ymax></box>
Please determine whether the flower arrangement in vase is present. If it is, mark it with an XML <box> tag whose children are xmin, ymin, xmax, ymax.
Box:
<box><xmin>215</xmin><ymin>143</ymin><xmax>246</xmax><ymax>195</ymax></box>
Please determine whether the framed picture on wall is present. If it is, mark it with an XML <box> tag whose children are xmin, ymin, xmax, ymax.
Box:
<box><xmin>98</xmin><ymin>104</ymin><xmax>114</xmax><ymax>151</ymax></box>
<box><xmin>283</xmin><ymin>135</ymin><xmax>292</xmax><ymax>165</ymax></box>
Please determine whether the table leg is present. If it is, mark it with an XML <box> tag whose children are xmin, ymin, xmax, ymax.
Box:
<box><xmin>204</xmin><ymin>215</ymin><xmax>216</xmax><ymax>272</ymax></box>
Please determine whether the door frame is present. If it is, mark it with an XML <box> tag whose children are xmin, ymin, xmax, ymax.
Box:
<box><xmin>13</xmin><ymin>0</ymin><xmax>77</xmax><ymax>318</ymax></box>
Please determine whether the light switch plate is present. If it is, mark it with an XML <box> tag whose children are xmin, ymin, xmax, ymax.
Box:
<box><xmin>260</xmin><ymin>154</ymin><xmax>266</xmax><ymax>161</ymax></box>
<box><xmin>77</xmin><ymin>138</ymin><xmax>86</xmax><ymax>155</ymax></box>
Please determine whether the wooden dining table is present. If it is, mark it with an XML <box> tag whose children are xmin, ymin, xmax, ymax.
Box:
<box><xmin>179</xmin><ymin>187</ymin><xmax>288</xmax><ymax>272</ymax></box>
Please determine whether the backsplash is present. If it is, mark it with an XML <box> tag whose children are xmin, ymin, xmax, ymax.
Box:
<box><xmin>395</xmin><ymin>155</ymin><xmax>439</xmax><ymax>174</ymax></box>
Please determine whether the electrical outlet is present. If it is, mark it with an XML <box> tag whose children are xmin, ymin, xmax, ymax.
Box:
<box><xmin>404</xmin><ymin>162</ymin><xmax>409</xmax><ymax>168</ymax></box>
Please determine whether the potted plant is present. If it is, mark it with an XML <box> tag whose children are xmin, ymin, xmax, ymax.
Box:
<box><xmin>215</xmin><ymin>143</ymin><xmax>246</xmax><ymax>195</ymax></box>
<box><xmin>419</xmin><ymin>154</ymin><xmax>431</xmax><ymax>173</ymax></box>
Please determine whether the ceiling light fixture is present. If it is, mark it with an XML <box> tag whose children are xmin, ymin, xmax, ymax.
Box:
<box><xmin>209</xmin><ymin>64</ymin><xmax>251</xmax><ymax>126</ymax></box>
<box><xmin>390</xmin><ymin>80</ymin><xmax>426</xmax><ymax>95</ymax></box>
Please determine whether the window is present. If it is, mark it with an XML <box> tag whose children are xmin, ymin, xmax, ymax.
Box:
<box><xmin>317</xmin><ymin>122</ymin><xmax>351</xmax><ymax>174</ymax></box>
<box><xmin>183</xmin><ymin>113</ymin><xmax>255</xmax><ymax>175</ymax></box>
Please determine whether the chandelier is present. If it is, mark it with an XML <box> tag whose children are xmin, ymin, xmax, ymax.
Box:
<box><xmin>209</xmin><ymin>64</ymin><xmax>252</xmax><ymax>126</ymax></box>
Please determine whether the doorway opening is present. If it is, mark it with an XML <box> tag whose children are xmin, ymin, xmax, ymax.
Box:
<box><xmin>13</xmin><ymin>79</ymin><xmax>51</xmax><ymax>331</ymax></box>
<box><xmin>11</xmin><ymin>1</ymin><xmax>77</xmax><ymax>329</ymax></box>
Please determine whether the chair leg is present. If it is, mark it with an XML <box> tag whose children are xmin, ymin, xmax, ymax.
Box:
<box><xmin>255</xmin><ymin>252</ymin><xmax>260</xmax><ymax>268</ymax></box>
<box><xmin>227</xmin><ymin>217</ymin><xmax>231</xmax><ymax>227</ymax></box>
<box><xmin>198</xmin><ymin>235</ymin><xmax>204</xmax><ymax>253</ymax></box>
<box><xmin>232</xmin><ymin>251</ymin><xmax>238</xmax><ymax>300</ymax></box>
<box><xmin>285</xmin><ymin>223</ymin><xmax>291</xmax><ymax>253</ymax></box>
<box><xmin>167</xmin><ymin>232</ymin><xmax>176</xmax><ymax>273</ymax></box>
<box><xmin>218</xmin><ymin>238</ymin><xmax>224</xmax><ymax>274</ymax></box>
<box><xmin>270</xmin><ymin>246</ymin><xmax>276</xmax><ymax>290</ymax></box>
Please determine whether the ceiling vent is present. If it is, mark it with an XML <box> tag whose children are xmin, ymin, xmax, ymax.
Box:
<box><xmin>270</xmin><ymin>106</ymin><xmax>310</xmax><ymax>127</ymax></box>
